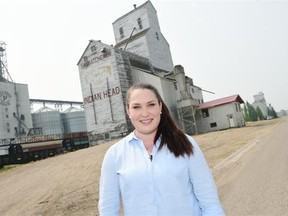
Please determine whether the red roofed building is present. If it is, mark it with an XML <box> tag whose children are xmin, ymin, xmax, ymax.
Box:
<box><xmin>198</xmin><ymin>95</ymin><xmax>245</xmax><ymax>132</ymax></box>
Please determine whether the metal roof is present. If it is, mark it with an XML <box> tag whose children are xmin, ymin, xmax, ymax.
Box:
<box><xmin>63</xmin><ymin>107</ymin><xmax>82</xmax><ymax>113</ymax></box>
<box><xmin>199</xmin><ymin>94</ymin><xmax>244</xmax><ymax>109</ymax></box>
<box><xmin>33</xmin><ymin>106</ymin><xmax>56</xmax><ymax>113</ymax></box>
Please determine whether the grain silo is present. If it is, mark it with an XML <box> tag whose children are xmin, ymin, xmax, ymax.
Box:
<box><xmin>61</xmin><ymin>107</ymin><xmax>87</xmax><ymax>133</ymax></box>
<box><xmin>32</xmin><ymin>107</ymin><xmax>64</xmax><ymax>135</ymax></box>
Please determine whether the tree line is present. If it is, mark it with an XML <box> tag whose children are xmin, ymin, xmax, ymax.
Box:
<box><xmin>243</xmin><ymin>102</ymin><xmax>278</xmax><ymax>122</ymax></box>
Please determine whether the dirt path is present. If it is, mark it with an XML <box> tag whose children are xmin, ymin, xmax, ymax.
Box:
<box><xmin>0</xmin><ymin>139</ymin><xmax>119</xmax><ymax>216</ymax></box>
<box><xmin>0</xmin><ymin>117</ymin><xmax>284</xmax><ymax>216</ymax></box>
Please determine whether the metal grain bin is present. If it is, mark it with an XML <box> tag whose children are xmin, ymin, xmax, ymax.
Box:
<box><xmin>61</xmin><ymin>107</ymin><xmax>87</xmax><ymax>133</ymax></box>
<box><xmin>32</xmin><ymin>107</ymin><xmax>64</xmax><ymax>135</ymax></box>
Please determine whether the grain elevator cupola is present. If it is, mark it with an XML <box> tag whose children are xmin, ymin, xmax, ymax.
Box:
<box><xmin>113</xmin><ymin>1</ymin><xmax>174</xmax><ymax>72</ymax></box>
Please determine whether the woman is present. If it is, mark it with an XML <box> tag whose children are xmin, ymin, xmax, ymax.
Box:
<box><xmin>98</xmin><ymin>83</ymin><xmax>224</xmax><ymax>216</ymax></box>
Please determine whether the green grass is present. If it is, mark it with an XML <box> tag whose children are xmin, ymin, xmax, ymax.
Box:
<box><xmin>0</xmin><ymin>165</ymin><xmax>18</xmax><ymax>173</ymax></box>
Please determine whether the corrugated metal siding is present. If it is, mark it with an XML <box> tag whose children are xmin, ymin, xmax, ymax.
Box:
<box><xmin>62</xmin><ymin>111</ymin><xmax>87</xmax><ymax>133</ymax></box>
<box><xmin>32</xmin><ymin>109</ymin><xmax>64</xmax><ymax>135</ymax></box>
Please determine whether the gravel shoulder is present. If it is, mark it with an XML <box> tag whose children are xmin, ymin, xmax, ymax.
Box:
<box><xmin>0</xmin><ymin>117</ymin><xmax>284</xmax><ymax>216</ymax></box>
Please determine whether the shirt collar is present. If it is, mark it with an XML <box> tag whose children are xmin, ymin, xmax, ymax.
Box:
<box><xmin>127</xmin><ymin>130</ymin><xmax>161</xmax><ymax>148</ymax></box>
<box><xmin>126</xmin><ymin>131</ymin><xmax>137</xmax><ymax>142</ymax></box>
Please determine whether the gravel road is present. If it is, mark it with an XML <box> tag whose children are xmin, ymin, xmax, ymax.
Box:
<box><xmin>218</xmin><ymin>116</ymin><xmax>288</xmax><ymax>215</ymax></box>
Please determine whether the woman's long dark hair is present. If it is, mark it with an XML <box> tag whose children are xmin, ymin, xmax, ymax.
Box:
<box><xmin>126</xmin><ymin>83</ymin><xmax>193</xmax><ymax>157</ymax></box>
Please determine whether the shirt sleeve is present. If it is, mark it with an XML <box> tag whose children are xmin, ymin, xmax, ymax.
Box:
<box><xmin>98</xmin><ymin>146</ymin><xmax>121</xmax><ymax>216</ymax></box>
<box><xmin>188</xmin><ymin>136</ymin><xmax>225</xmax><ymax>216</ymax></box>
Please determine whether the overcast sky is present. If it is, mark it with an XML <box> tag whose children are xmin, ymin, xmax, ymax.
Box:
<box><xmin>1</xmin><ymin>0</ymin><xmax>288</xmax><ymax>112</ymax></box>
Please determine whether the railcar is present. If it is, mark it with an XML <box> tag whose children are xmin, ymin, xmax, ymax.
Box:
<box><xmin>0</xmin><ymin>132</ymin><xmax>89</xmax><ymax>168</ymax></box>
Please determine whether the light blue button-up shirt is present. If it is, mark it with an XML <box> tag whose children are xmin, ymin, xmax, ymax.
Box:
<box><xmin>99</xmin><ymin>132</ymin><xmax>225</xmax><ymax>216</ymax></box>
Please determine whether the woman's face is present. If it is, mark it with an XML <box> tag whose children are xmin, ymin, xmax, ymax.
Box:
<box><xmin>127</xmin><ymin>88</ymin><xmax>162</xmax><ymax>138</ymax></box>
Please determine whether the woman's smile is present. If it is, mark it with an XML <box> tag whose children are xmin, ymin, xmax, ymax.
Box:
<box><xmin>139</xmin><ymin>118</ymin><xmax>153</xmax><ymax>125</ymax></box>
